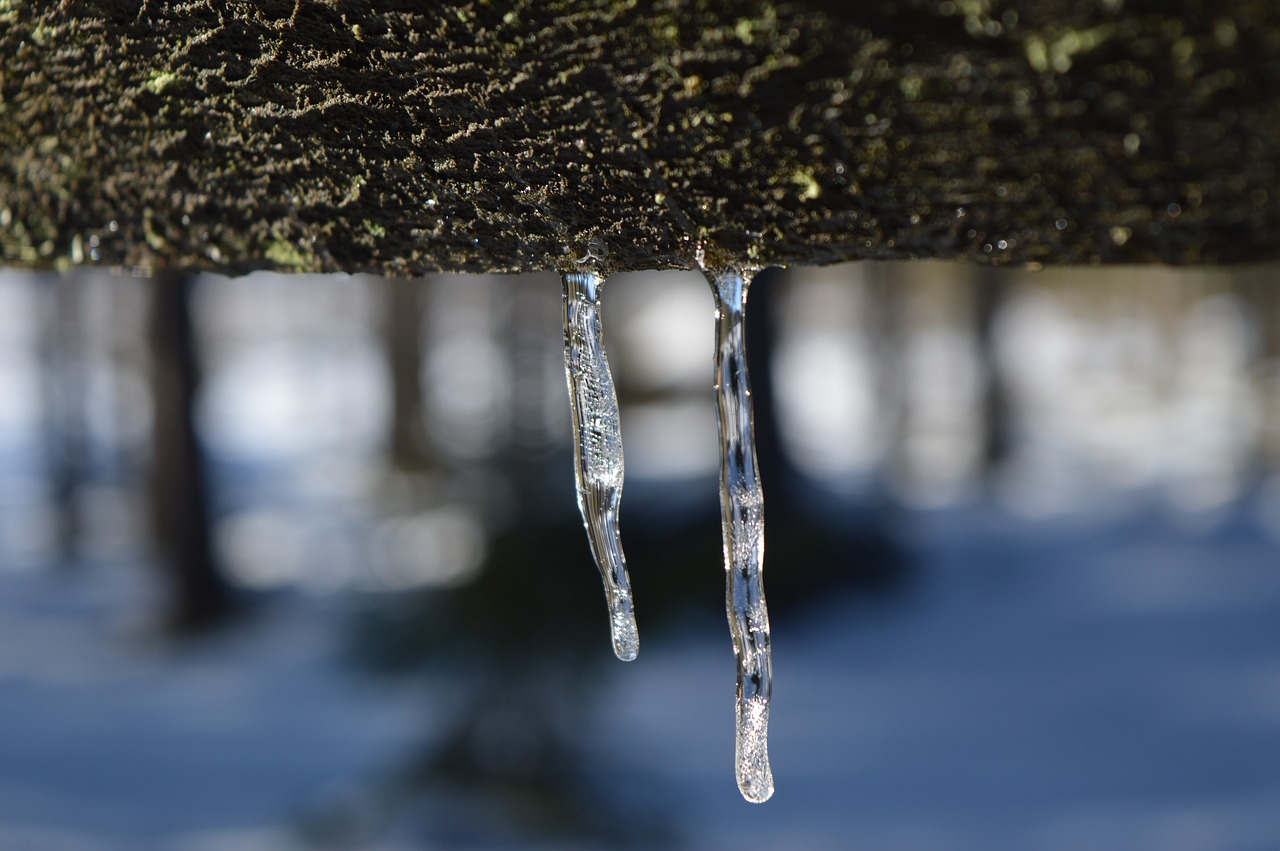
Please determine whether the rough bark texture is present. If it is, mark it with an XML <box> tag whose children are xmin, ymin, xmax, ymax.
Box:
<box><xmin>2</xmin><ymin>0</ymin><xmax>1278</xmax><ymax>276</ymax></box>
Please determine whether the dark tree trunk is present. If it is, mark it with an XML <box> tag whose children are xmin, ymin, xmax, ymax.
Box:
<box><xmin>866</xmin><ymin>263</ymin><xmax>909</xmax><ymax>490</ymax></box>
<box><xmin>742</xmin><ymin>267</ymin><xmax>794</xmax><ymax>508</ymax></box>
<box><xmin>382</xmin><ymin>276</ymin><xmax>433</xmax><ymax>471</ymax></box>
<box><xmin>973</xmin><ymin>267</ymin><xmax>1012</xmax><ymax>479</ymax></box>
<box><xmin>39</xmin><ymin>275</ymin><xmax>88</xmax><ymax>562</ymax></box>
<box><xmin>147</xmin><ymin>273</ymin><xmax>235</xmax><ymax>632</ymax></box>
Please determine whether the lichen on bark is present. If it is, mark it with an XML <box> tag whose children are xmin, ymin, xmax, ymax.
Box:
<box><xmin>2</xmin><ymin>0</ymin><xmax>1278</xmax><ymax>276</ymax></box>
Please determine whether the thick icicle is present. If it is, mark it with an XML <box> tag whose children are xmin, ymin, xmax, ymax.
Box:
<box><xmin>561</xmin><ymin>269</ymin><xmax>639</xmax><ymax>662</ymax></box>
<box><xmin>704</xmin><ymin>264</ymin><xmax>774</xmax><ymax>803</ymax></box>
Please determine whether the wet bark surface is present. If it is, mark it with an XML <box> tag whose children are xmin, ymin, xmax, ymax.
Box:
<box><xmin>2</xmin><ymin>0</ymin><xmax>1278</xmax><ymax>275</ymax></box>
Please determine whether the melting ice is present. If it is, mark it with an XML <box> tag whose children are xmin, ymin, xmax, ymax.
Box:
<box><xmin>704</xmin><ymin>264</ymin><xmax>775</xmax><ymax>803</ymax></box>
<box><xmin>561</xmin><ymin>268</ymin><xmax>639</xmax><ymax>662</ymax></box>
<box><xmin>560</xmin><ymin>252</ymin><xmax>775</xmax><ymax>801</ymax></box>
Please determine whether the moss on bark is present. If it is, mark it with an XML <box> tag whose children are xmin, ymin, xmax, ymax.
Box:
<box><xmin>1</xmin><ymin>0</ymin><xmax>1278</xmax><ymax>275</ymax></box>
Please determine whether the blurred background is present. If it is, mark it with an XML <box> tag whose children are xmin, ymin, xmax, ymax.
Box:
<box><xmin>1</xmin><ymin>261</ymin><xmax>1279</xmax><ymax>850</ymax></box>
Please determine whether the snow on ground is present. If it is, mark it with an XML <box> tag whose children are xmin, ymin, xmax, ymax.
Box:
<box><xmin>599</xmin><ymin>506</ymin><xmax>1280</xmax><ymax>851</ymax></box>
<box><xmin>1</xmin><ymin>505</ymin><xmax>1279</xmax><ymax>850</ymax></box>
<box><xmin>0</xmin><ymin>562</ymin><xmax>432</xmax><ymax>851</ymax></box>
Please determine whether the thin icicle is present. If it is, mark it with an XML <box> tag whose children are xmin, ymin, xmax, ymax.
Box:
<box><xmin>703</xmin><ymin>263</ymin><xmax>774</xmax><ymax>803</ymax></box>
<box><xmin>561</xmin><ymin>268</ymin><xmax>639</xmax><ymax>662</ymax></box>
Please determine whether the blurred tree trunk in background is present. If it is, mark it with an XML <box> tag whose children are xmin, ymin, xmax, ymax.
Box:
<box><xmin>501</xmin><ymin>275</ymin><xmax>571</xmax><ymax>522</ymax></box>
<box><xmin>39</xmin><ymin>277</ymin><xmax>87</xmax><ymax>562</ymax></box>
<box><xmin>382</xmin><ymin>277</ymin><xmax>433</xmax><ymax>472</ymax></box>
<box><xmin>973</xmin><ymin>267</ymin><xmax>1012</xmax><ymax>481</ymax></box>
<box><xmin>868</xmin><ymin>265</ymin><xmax>908</xmax><ymax>492</ymax></box>
<box><xmin>743</xmin><ymin>267</ymin><xmax>795</xmax><ymax>508</ymax></box>
<box><xmin>148</xmin><ymin>274</ymin><xmax>234</xmax><ymax>632</ymax></box>
<box><xmin>1242</xmin><ymin>267</ymin><xmax>1280</xmax><ymax>470</ymax></box>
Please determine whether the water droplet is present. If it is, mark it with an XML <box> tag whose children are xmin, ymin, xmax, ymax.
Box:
<box><xmin>1055</xmin><ymin>218</ymin><xmax>1068</xmax><ymax>231</ymax></box>
<box><xmin>700</xmin><ymin>263</ymin><xmax>774</xmax><ymax>804</ymax></box>
<box><xmin>561</xmin><ymin>270</ymin><xmax>638</xmax><ymax>662</ymax></box>
<box><xmin>575</xmin><ymin>237</ymin><xmax>609</xmax><ymax>265</ymax></box>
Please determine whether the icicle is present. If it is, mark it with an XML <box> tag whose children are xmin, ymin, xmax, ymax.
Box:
<box><xmin>703</xmin><ymin>263</ymin><xmax>774</xmax><ymax>803</ymax></box>
<box><xmin>561</xmin><ymin>267</ymin><xmax>639</xmax><ymax>662</ymax></box>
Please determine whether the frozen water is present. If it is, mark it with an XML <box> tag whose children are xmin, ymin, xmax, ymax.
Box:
<box><xmin>704</xmin><ymin>264</ymin><xmax>774</xmax><ymax>803</ymax></box>
<box><xmin>561</xmin><ymin>270</ymin><xmax>639</xmax><ymax>661</ymax></box>
<box><xmin>736</xmin><ymin>692</ymin><xmax>773</xmax><ymax>804</ymax></box>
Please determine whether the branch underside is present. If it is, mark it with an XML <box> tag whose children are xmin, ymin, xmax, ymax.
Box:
<box><xmin>2</xmin><ymin>0</ymin><xmax>1278</xmax><ymax>276</ymax></box>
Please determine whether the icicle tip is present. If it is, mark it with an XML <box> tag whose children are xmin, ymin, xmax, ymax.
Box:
<box><xmin>736</xmin><ymin>694</ymin><xmax>774</xmax><ymax>802</ymax></box>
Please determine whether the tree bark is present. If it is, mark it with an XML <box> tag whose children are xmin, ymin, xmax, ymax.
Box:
<box><xmin>2</xmin><ymin>1</ymin><xmax>1277</xmax><ymax>275</ymax></box>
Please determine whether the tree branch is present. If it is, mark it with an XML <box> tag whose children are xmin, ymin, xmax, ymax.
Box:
<box><xmin>2</xmin><ymin>0</ymin><xmax>1277</xmax><ymax>275</ymax></box>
